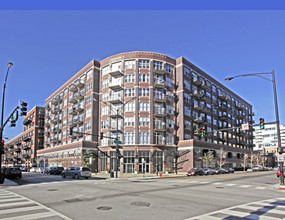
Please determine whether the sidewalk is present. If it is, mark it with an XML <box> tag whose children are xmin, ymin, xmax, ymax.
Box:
<box><xmin>92</xmin><ymin>172</ymin><xmax>186</xmax><ymax>180</ymax></box>
<box><xmin>0</xmin><ymin>178</ymin><xmax>18</xmax><ymax>187</ymax></box>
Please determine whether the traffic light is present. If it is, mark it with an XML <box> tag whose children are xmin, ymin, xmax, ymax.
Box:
<box><xmin>278</xmin><ymin>147</ymin><xmax>285</xmax><ymax>154</ymax></box>
<box><xmin>0</xmin><ymin>140</ymin><xmax>5</xmax><ymax>154</ymax></box>
<box><xmin>10</xmin><ymin>119</ymin><xmax>16</xmax><ymax>127</ymax></box>
<box><xmin>69</xmin><ymin>127</ymin><xmax>73</xmax><ymax>135</ymax></box>
<box><xmin>20</xmin><ymin>101</ymin><xmax>28</xmax><ymax>116</ymax></box>
<box><xmin>201</xmin><ymin>128</ymin><xmax>204</xmax><ymax>137</ymax></box>
<box><xmin>259</xmin><ymin>118</ymin><xmax>264</xmax><ymax>129</ymax></box>
<box><xmin>100</xmin><ymin>132</ymin><xmax>104</xmax><ymax>140</ymax></box>
<box><xmin>116</xmin><ymin>149</ymin><xmax>121</xmax><ymax>157</ymax></box>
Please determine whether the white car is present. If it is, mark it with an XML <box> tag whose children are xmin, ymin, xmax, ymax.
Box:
<box><xmin>29</xmin><ymin>167</ymin><xmax>37</xmax><ymax>173</ymax></box>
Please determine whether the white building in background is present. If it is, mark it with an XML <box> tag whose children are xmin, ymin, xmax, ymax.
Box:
<box><xmin>253</xmin><ymin>124</ymin><xmax>285</xmax><ymax>154</ymax></box>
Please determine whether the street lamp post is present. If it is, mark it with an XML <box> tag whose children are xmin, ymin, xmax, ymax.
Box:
<box><xmin>225</xmin><ymin>70</ymin><xmax>283</xmax><ymax>185</ymax></box>
<box><xmin>0</xmin><ymin>62</ymin><xmax>13</xmax><ymax>182</ymax></box>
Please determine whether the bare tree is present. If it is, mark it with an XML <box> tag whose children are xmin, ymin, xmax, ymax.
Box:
<box><xmin>250</xmin><ymin>151</ymin><xmax>254</xmax><ymax>168</ymax></box>
<box><xmin>216</xmin><ymin>148</ymin><xmax>227</xmax><ymax>168</ymax></box>
<box><xmin>253</xmin><ymin>152</ymin><xmax>262</xmax><ymax>166</ymax></box>
<box><xmin>199</xmin><ymin>151</ymin><xmax>215</xmax><ymax>169</ymax></box>
<box><xmin>241</xmin><ymin>153</ymin><xmax>249</xmax><ymax>171</ymax></box>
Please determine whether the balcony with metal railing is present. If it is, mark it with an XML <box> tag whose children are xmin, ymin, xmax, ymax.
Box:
<box><xmin>153</xmin><ymin>68</ymin><xmax>165</xmax><ymax>75</ymax></box>
<box><xmin>194</xmin><ymin>116</ymin><xmax>205</xmax><ymax>123</ymax></box>
<box><xmin>193</xmin><ymin>76</ymin><xmax>203</xmax><ymax>86</ymax></box>
<box><xmin>109</xmin><ymin>95</ymin><xmax>123</xmax><ymax>104</ymax></box>
<box><xmin>193</xmin><ymin>90</ymin><xmax>204</xmax><ymax>99</ymax></box>
<box><xmin>109</xmin><ymin>108</ymin><xmax>123</xmax><ymax>118</ymax></box>
<box><xmin>194</xmin><ymin>104</ymin><xmax>204</xmax><ymax>111</ymax></box>
<box><xmin>22</xmin><ymin>136</ymin><xmax>31</xmax><ymax>142</ymax></box>
<box><xmin>109</xmin><ymin>67</ymin><xmax>123</xmax><ymax>77</ymax></box>
<box><xmin>109</xmin><ymin>123</ymin><xmax>123</xmax><ymax>132</ymax></box>
<box><xmin>74</xmin><ymin>79</ymin><xmax>85</xmax><ymax>88</ymax></box>
<box><xmin>68</xmin><ymin>107</ymin><xmax>77</xmax><ymax>115</ymax></box>
<box><xmin>23</xmin><ymin>118</ymin><xmax>32</xmax><ymax>125</ymax></box>
<box><xmin>109</xmin><ymin>80</ymin><xmax>124</xmax><ymax>90</ymax></box>
<box><xmin>22</xmin><ymin>144</ymin><xmax>30</xmax><ymax>150</ymax></box>
<box><xmin>154</xmin><ymin>123</ymin><xmax>166</xmax><ymax>131</ymax></box>
<box><xmin>153</xmin><ymin>79</ymin><xmax>166</xmax><ymax>89</ymax></box>
<box><xmin>70</xmin><ymin>84</ymin><xmax>78</xmax><ymax>92</ymax></box>
<box><xmin>200</xmin><ymin>81</ymin><xmax>210</xmax><ymax>90</ymax></box>
<box><xmin>154</xmin><ymin>94</ymin><xmax>166</xmax><ymax>103</ymax></box>
<box><xmin>153</xmin><ymin>108</ymin><xmax>166</xmax><ymax>117</ymax></box>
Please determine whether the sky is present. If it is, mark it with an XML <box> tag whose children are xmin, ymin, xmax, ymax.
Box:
<box><xmin>1</xmin><ymin>1</ymin><xmax>285</xmax><ymax>141</ymax></box>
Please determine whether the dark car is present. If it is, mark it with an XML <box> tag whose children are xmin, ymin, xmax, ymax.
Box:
<box><xmin>5</xmin><ymin>167</ymin><xmax>22</xmax><ymax>179</ymax></box>
<box><xmin>48</xmin><ymin>167</ymin><xmax>64</xmax><ymax>175</ymax></box>
<box><xmin>187</xmin><ymin>168</ymin><xmax>204</xmax><ymax>176</ymax></box>
<box><xmin>43</xmin><ymin>167</ymin><xmax>51</xmax><ymax>174</ymax></box>
<box><xmin>227</xmin><ymin>168</ymin><xmax>235</xmax><ymax>173</ymax></box>
<box><xmin>204</xmin><ymin>168</ymin><xmax>215</xmax><ymax>175</ymax></box>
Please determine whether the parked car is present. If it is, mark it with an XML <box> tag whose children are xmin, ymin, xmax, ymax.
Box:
<box><xmin>274</xmin><ymin>166</ymin><xmax>279</xmax><ymax>171</ymax></box>
<box><xmin>252</xmin><ymin>165</ymin><xmax>261</xmax><ymax>172</ymax></box>
<box><xmin>187</xmin><ymin>168</ymin><xmax>204</xmax><ymax>176</ymax></box>
<box><xmin>20</xmin><ymin>167</ymin><xmax>28</xmax><ymax>172</ymax></box>
<box><xmin>277</xmin><ymin>169</ymin><xmax>285</xmax><ymax>177</ymax></box>
<box><xmin>227</xmin><ymin>168</ymin><xmax>235</xmax><ymax>173</ymax></box>
<box><xmin>5</xmin><ymin>167</ymin><xmax>22</xmax><ymax>179</ymax></box>
<box><xmin>61</xmin><ymin>166</ymin><xmax>91</xmax><ymax>179</ymax></box>
<box><xmin>214</xmin><ymin>168</ymin><xmax>226</xmax><ymax>174</ymax></box>
<box><xmin>43</xmin><ymin>167</ymin><xmax>51</xmax><ymax>174</ymax></box>
<box><xmin>48</xmin><ymin>167</ymin><xmax>65</xmax><ymax>175</ymax></box>
<box><xmin>204</xmin><ymin>168</ymin><xmax>215</xmax><ymax>175</ymax></box>
<box><xmin>36</xmin><ymin>167</ymin><xmax>45</xmax><ymax>173</ymax></box>
<box><xmin>29</xmin><ymin>167</ymin><xmax>37</xmax><ymax>173</ymax></box>
<box><xmin>1</xmin><ymin>166</ymin><xmax>7</xmax><ymax>173</ymax></box>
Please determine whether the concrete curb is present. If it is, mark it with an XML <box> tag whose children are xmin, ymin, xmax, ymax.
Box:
<box><xmin>0</xmin><ymin>178</ymin><xmax>18</xmax><ymax>187</ymax></box>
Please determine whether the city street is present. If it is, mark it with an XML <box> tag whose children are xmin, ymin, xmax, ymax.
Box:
<box><xmin>1</xmin><ymin>171</ymin><xmax>284</xmax><ymax>219</ymax></box>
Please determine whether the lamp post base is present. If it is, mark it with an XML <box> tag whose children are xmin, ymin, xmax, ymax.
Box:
<box><xmin>0</xmin><ymin>173</ymin><xmax>5</xmax><ymax>184</ymax></box>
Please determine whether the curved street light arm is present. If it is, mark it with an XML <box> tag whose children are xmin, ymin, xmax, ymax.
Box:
<box><xmin>225</xmin><ymin>72</ymin><xmax>273</xmax><ymax>82</ymax></box>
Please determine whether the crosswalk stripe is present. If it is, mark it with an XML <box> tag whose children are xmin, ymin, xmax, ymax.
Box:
<box><xmin>200</xmin><ymin>182</ymin><xmax>209</xmax><ymax>184</ymax></box>
<box><xmin>212</xmin><ymin>182</ymin><xmax>223</xmax><ymax>185</ymax></box>
<box><xmin>255</xmin><ymin>186</ymin><xmax>266</xmax><ymax>190</ymax></box>
<box><xmin>0</xmin><ymin>211</ymin><xmax>58</xmax><ymax>220</ymax></box>
<box><xmin>0</xmin><ymin>190</ymin><xmax>71</xmax><ymax>220</ymax></box>
<box><xmin>225</xmin><ymin>183</ymin><xmax>237</xmax><ymax>186</ymax></box>
<box><xmin>0</xmin><ymin>206</ymin><xmax>44</xmax><ymax>215</ymax></box>
<box><xmin>238</xmin><ymin>185</ymin><xmax>251</xmax><ymax>188</ymax></box>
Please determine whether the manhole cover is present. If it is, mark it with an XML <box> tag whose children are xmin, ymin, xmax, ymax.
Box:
<box><xmin>216</xmin><ymin>187</ymin><xmax>224</xmax><ymax>189</ymax></box>
<box><xmin>131</xmin><ymin>201</ymin><xmax>150</xmax><ymax>207</ymax></box>
<box><xmin>172</xmin><ymin>185</ymin><xmax>180</xmax><ymax>187</ymax></box>
<box><xmin>97</xmin><ymin>206</ymin><xmax>112</xmax><ymax>210</ymax></box>
<box><xmin>47</xmin><ymin>189</ymin><xmax>58</xmax><ymax>191</ymax></box>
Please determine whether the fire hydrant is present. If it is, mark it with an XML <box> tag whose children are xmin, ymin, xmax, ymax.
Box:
<box><xmin>159</xmin><ymin>173</ymin><xmax>162</xmax><ymax>178</ymax></box>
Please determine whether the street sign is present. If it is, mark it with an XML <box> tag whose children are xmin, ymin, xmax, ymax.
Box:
<box><xmin>114</xmin><ymin>140</ymin><xmax>121</xmax><ymax>144</ymax></box>
<box><xmin>277</xmin><ymin>155</ymin><xmax>284</xmax><ymax>162</ymax></box>
<box><xmin>241</xmin><ymin>123</ymin><xmax>249</xmax><ymax>131</ymax></box>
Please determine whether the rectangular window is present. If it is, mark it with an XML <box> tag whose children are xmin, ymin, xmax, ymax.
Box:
<box><xmin>166</xmin><ymin>105</ymin><xmax>174</xmax><ymax>114</ymax></box>
<box><xmin>166</xmin><ymin>119</ymin><xmax>174</xmax><ymax>129</ymax></box>
<box><xmin>139</xmin><ymin>74</ymin><xmax>150</xmax><ymax>82</ymax></box>
<box><xmin>124</xmin><ymin>102</ymin><xmax>135</xmax><ymax>112</ymax></box>
<box><xmin>124</xmin><ymin>74</ymin><xmax>135</xmax><ymax>83</ymax></box>
<box><xmin>102</xmin><ymin>79</ymin><xmax>109</xmax><ymax>89</ymax></box>
<box><xmin>138</xmin><ymin>132</ymin><xmax>150</xmax><ymax>144</ymax></box>
<box><xmin>183</xmin><ymin>67</ymin><xmax>191</xmax><ymax>78</ymax></box>
<box><xmin>86</xmin><ymin>82</ymin><xmax>93</xmax><ymax>92</ymax></box>
<box><xmin>139</xmin><ymin>88</ymin><xmax>149</xmax><ymax>97</ymax></box>
<box><xmin>184</xmin><ymin>79</ymin><xmax>191</xmax><ymax>90</ymax></box>
<box><xmin>139</xmin><ymin>102</ymin><xmax>150</xmax><ymax>111</ymax></box>
<box><xmin>85</xmin><ymin>122</ymin><xmax>91</xmax><ymax>130</ymax></box>
<box><xmin>153</xmin><ymin>60</ymin><xmax>163</xmax><ymax>70</ymax></box>
<box><xmin>139</xmin><ymin>117</ymin><xmax>150</xmax><ymax>126</ymax></box>
<box><xmin>124</xmin><ymin>60</ymin><xmax>135</xmax><ymax>69</ymax></box>
<box><xmin>139</xmin><ymin>60</ymin><xmax>150</xmax><ymax>68</ymax></box>
<box><xmin>87</xmin><ymin>70</ymin><xmax>93</xmax><ymax>79</ymax></box>
<box><xmin>124</xmin><ymin>117</ymin><xmax>135</xmax><ymax>126</ymax></box>
<box><xmin>166</xmin><ymin>77</ymin><xmax>174</xmax><ymax>87</ymax></box>
<box><xmin>85</xmin><ymin>95</ymin><xmax>92</xmax><ymax>105</ymax></box>
<box><xmin>101</xmin><ymin>106</ymin><xmax>109</xmax><ymax>115</ymax></box>
<box><xmin>165</xmin><ymin>63</ymin><xmax>174</xmax><ymax>73</ymax></box>
<box><xmin>124</xmin><ymin>132</ymin><xmax>135</xmax><ymax>145</ymax></box>
<box><xmin>184</xmin><ymin>107</ymin><xmax>191</xmax><ymax>116</ymax></box>
<box><xmin>124</xmin><ymin>88</ymin><xmax>135</xmax><ymax>97</ymax></box>
<box><xmin>85</xmin><ymin>109</ymin><xmax>91</xmax><ymax>118</ymax></box>
<box><xmin>166</xmin><ymin>133</ymin><xmax>174</xmax><ymax>144</ymax></box>
<box><xmin>101</xmin><ymin>120</ymin><xmax>109</xmax><ymax>129</ymax></box>
<box><xmin>185</xmin><ymin>120</ymin><xmax>191</xmax><ymax>130</ymax></box>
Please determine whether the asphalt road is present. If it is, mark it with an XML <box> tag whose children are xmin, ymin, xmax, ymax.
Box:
<box><xmin>2</xmin><ymin>171</ymin><xmax>285</xmax><ymax>220</ymax></box>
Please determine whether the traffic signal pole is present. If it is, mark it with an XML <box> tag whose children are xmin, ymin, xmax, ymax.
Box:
<box><xmin>272</xmin><ymin>70</ymin><xmax>284</xmax><ymax>185</ymax></box>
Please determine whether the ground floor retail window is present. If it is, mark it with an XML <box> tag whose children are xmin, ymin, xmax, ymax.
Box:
<box><xmin>138</xmin><ymin>151</ymin><xmax>150</xmax><ymax>173</ymax></box>
<box><xmin>152</xmin><ymin>151</ymin><xmax>163</xmax><ymax>173</ymax></box>
<box><xmin>110</xmin><ymin>152</ymin><xmax>120</xmax><ymax>172</ymax></box>
<box><xmin>100</xmin><ymin>152</ymin><xmax>108</xmax><ymax>171</ymax></box>
<box><xmin>123</xmin><ymin>151</ymin><xmax>135</xmax><ymax>173</ymax></box>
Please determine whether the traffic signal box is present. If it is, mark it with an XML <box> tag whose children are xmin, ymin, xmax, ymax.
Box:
<box><xmin>100</xmin><ymin>132</ymin><xmax>104</xmax><ymax>140</ymax></box>
<box><xmin>20</xmin><ymin>101</ymin><xmax>28</xmax><ymax>116</ymax></box>
<box><xmin>260</xmin><ymin>118</ymin><xmax>264</xmax><ymax>129</ymax></box>
<box><xmin>201</xmin><ymin>128</ymin><xmax>204</xmax><ymax>137</ymax></box>
<box><xmin>69</xmin><ymin>127</ymin><xmax>73</xmax><ymax>135</ymax></box>
<box><xmin>0</xmin><ymin>140</ymin><xmax>4</xmax><ymax>155</ymax></box>
<box><xmin>278</xmin><ymin>147</ymin><xmax>285</xmax><ymax>154</ymax></box>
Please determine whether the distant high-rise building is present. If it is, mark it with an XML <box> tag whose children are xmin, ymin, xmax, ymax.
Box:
<box><xmin>253</xmin><ymin>124</ymin><xmax>285</xmax><ymax>155</ymax></box>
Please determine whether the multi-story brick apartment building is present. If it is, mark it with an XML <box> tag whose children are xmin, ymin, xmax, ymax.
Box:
<box><xmin>37</xmin><ymin>61</ymin><xmax>100</xmax><ymax>171</ymax></box>
<box><xmin>38</xmin><ymin>51</ymin><xmax>254</xmax><ymax>173</ymax></box>
<box><xmin>3</xmin><ymin>106</ymin><xmax>45</xmax><ymax>168</ymax></box>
